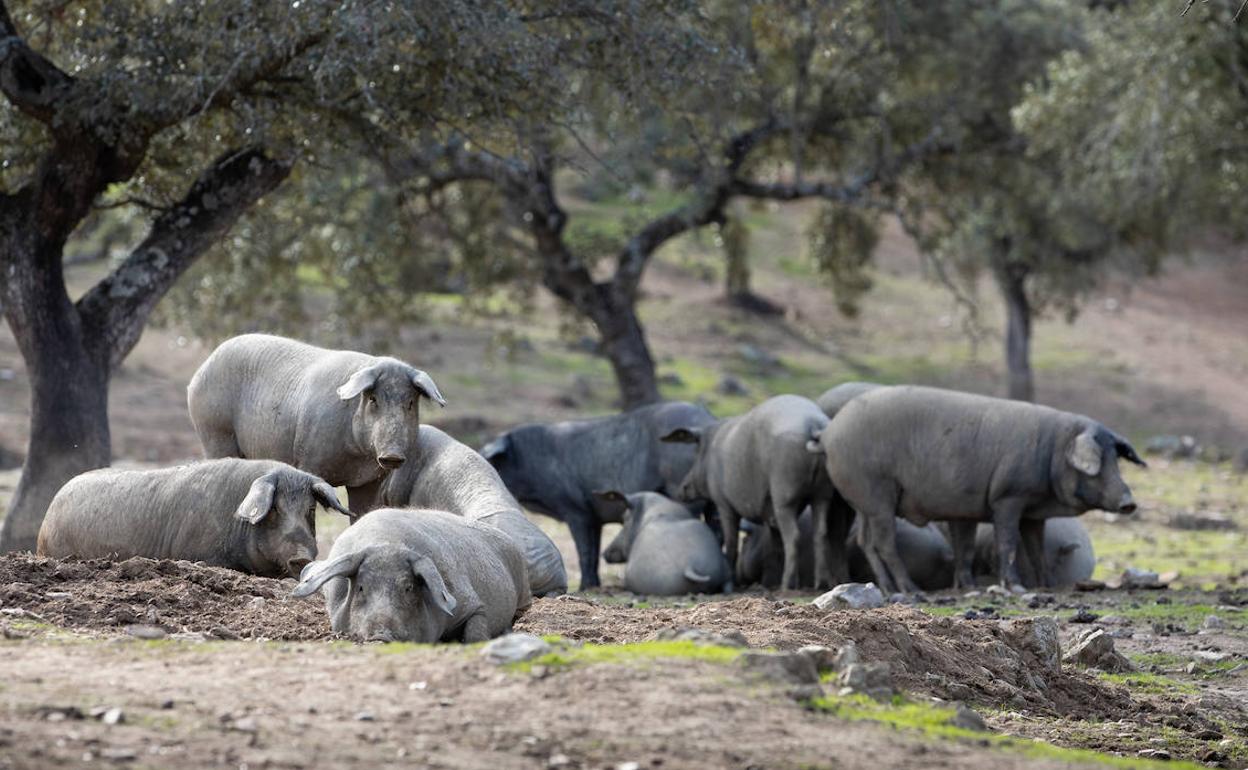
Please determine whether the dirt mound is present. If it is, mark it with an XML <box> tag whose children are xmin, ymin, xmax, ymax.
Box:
<box><xmin>517</xmin><ymin>596</ymin><xmax>1131</xmax><ymax>718</ymax></box>
<box><xmin>0</xmin><ymin>553</ymin><xmax>330</xmax><ymax>640</ymax></box>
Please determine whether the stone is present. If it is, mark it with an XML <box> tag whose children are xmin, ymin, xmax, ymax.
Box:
<box><xmin>1192</xmin><ymin>650</ymin><xmax>1229</xmax><ymax>663</ymax></box>
<box><xmin>1144</xmin><ymin>434</ymin><xmax>1197</xmax><ymax>459</ymax></box>
<box><xmin>100</xmin><ymin>747</ymin><xmax>138</xmax><ymax>762</ymax></box>
<box><xmin>1063</xmin><ymin>629</ymin><xmax>1134</xmax><ymax>673</ymax></box>
<box><xmin>985</xmin><ymin>584</ymin><xmax>1012</xmax><ymax>597</ymax></box>
<box><xmin>616</xmin><ymin>763</ymin><xmax>642</xmax><ymax>770</ymax></box>
<box><xmin>1137</xmin><ymin>748</ymin><xmax>1171</xmax><ymax>761</ymax></box>
<box><xmin>1168</xmin><ymin>511</ymin><xmax>1237</xmax><ymax>531</ymax></box>
<box><xmin>1074</xmin><ymin>579</ymin><xmax>1106</xmax><ymax>592</ymax></box>
<box><xmin>716</xmin><ymin>375</ymin><xmax>750</xmax><ymax>397</ymax></box>
<box><xmin>547</xmin><ymin>754</ymin><xmax>571</xmax><ymax>768</ymax></box>
<box><xmin>1069</xmin><ymin>608</ymin><xmax>1100</xmax><ymax>624</ymax></box>
<box><xmin>1201</xmin><ymin>615</ymin><xmax>1226</xmax><ymax>630</ymax></box>
<box><xmin>1119</xmin><ymin>567</ymin><xmax>1164</xmax><ymax>589</ymax></box>
<box><xmin>101</xmin><ymin>708</ymin><xmax>125</xmax><ymax>726</ymax></box>
<box><xmin>953</xmin><ymin>704</ymin><xmax>990</xmax><ymax>732</ymax></box>
<box><xmin>797</xmin><ymin>645</ymin><xmax>838</xmax><ymax>672</ymax></box>
<box><xmin>480</xmin><ymin>633</ymin><xmax>552</xmax><ymax>665</ymax></box>
<box><xmin>1001</xmin><ymin>617</ymin><xmax>1062</xmax><ymax>672</ymax></box>
<box><xmin>737</xmin><ymin>343</ymin><xmax>783</xmax><ymax>371</ymax></box>
<box><xmin>837</xmin><ymin>662</ymin><xmax>894</xmax><ymax>701</ymax></box>
<box><xmin>739</xmin><ymin>651</ymin><xmax>820</xmax><ymax>685</ymax></box>
<box><xmin>652</xmin><ymin>626</ymin><xmax>747</xmax><ymax>648</ymax></box>
<box><xmin>813</xmin><ymin>582</ymin><xmax>885</xmax><ymax>610</ymax></box>
<box><xmin>124</xmin><ymin>624</ymin><xmax>166</xmax><ymax>640</ymax></box>
<box><xmin>355</xmin><ymin>711</ymin><xmax>375</xmax><ymax>722</ymax></box>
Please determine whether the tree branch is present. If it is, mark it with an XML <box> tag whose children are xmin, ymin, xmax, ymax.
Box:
<box><xmin>0</xmin><ymin>1</ymin><xmax>74</xmax><ymax>124</ymax></box>
<box><xmin>76</xmin><ymin>147</ymin><xmax>292</xmax><ymax>369</ymax></box>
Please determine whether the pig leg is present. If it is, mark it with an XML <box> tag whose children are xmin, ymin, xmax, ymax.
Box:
<box><xmin>347</xmin><ymin>477</ymin><xmax>385</xmax><ymax>517</ymax></box>
<box><xmin>948</xmin><ymin>520</ymin><xmax>977</xmax><ymax>590</ymax></box>
<box><xmin>991</xmin><ymin>500</ymin><xmax>1026</xmax><ymax>590</ymax></box>
<box><xmin>1019</xmin><ymin>518</ymin><xmax>1047</xmax><ymax>588</ymax></box>
<box><xmin>568</xmin><ymin>514</ymin><xmax>603</xmax><ymax>590</ymax></box>
<box><xmin>811</xmin><ymin>497</ymin><xmax>849</xmax><ymax>589</ymax></box>
<box><xmin>462</xmin><ymin>613</ymin><xmax>491</xmax><ymax>643</ymax></box>
<box><xmin>714</xmin><ymin>495</ymin><xmax>741</xmax><ymax>592</ymax></box>
<box><xmin>774</xmin><ymin>500</ymin><xmax>804</xmax><ymax>590</ymax></box>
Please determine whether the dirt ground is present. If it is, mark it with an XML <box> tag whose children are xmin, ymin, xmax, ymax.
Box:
<box><xmin>1</xmin><ymin>551</ymin><xmax>1246</xmax><ymax>769</ymax></box>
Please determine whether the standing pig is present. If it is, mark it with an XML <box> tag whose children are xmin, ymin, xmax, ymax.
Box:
<box><xmin>663</xmin><ymin>395</ymin><xmax>844</xmax><ymax>590</ymax></box>
<box><xmin>380</xmin><ymin>425</ymin><xmax>567</xmax><ymax>597</ymax></box>
<box><xmin>480</xmin><ymin>401</ymin><xmax>715</xmax><ymax>589</ymax></box>
<box><xmin>816</xmin><ymin>385</ymin><xmax>1144</xmax><ymax>592</ymax></box>
<box><xmin>187</xmin><ymin>334</ymin><xmax>445</xmax><ymax>514</ymax></box>
<box><xmin>37</xmin><ymin>459</ymin><xmax>352</xmax><ymax>577</ymax></box>
<box><xmin>816</xmin><ymin>381</ymin><xmax>882</xmax><ymax>419</ymax></box>
<box><xmin>971</xmin><ymin>517</ymin><xmax>1095</xmax><ymax>587</ymax></box>
<box><xmin>598</xmin><ymin>491</ymin><xmax>729</xmax><ymax>595</ymax></box>
<box><xmin>291</xmin><ymin>508</ymin><xmax>530</xmax><ymax>642</ymax></box>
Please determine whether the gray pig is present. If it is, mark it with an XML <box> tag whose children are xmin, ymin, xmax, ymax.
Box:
<box><xmin>481</xmin><ymin>401</ymin><xmax>715</xmax><ymax>589</ymax></box>
<box><xmin>737</xmin><ymin>509</ymin><xmax>954</xmax><ymax>591</ymax></box>
<box><xmin>815</xmin><ymin>385</ymin><xmax>1144</xmax><ymax>592</ymax></box>
<box><xmin>971</xmin><ymin>517</ymin><xmax>1095</xmax><ymax>587</ymax></box>
<box><xmin>599</xmin><ymin>491</ymin><xmax>730</xmax><ymax>595</ymax></box>
<box><xmin>291</xmin><ymin>508</ymin><xmax>530</xmax><ymax>642</ymax></box>
<box><xmin>37</xmin><ymin>459</ymin><xmax>351</xmax><ymax>577</ymax></box>
<box><xmin>816</xmin><ymin>381</ymin><xmax>882</xmax><ymax>419</ymax></box>
<box><xmin>663</xmin><ymin>395</ymin><xmax>843</xmax><ymax>590</ymax></box>
<box><xmin>379</xmin><ymin>425</ymin><xmax>567</xmax><ymax>597</ymax></box>
<box><xmin>187</xmin><ymin>334</ymin><xmax>445</xmax><ymax>513</ymax></box>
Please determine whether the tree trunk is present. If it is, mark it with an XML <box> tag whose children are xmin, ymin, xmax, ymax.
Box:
<box><xmin>590</xmin><ymin>289</ymin><xmax>661</xmax><ymax>409</ymax></box>
<box><xmin>994</xmin><ymin>254</ymin><xmax>1034</xmax><ymax>403</ymax></box>
<box><xmin>0</xmin><ymin>329</ymin><xmax>111</xmax><ymax>552</ymax></box>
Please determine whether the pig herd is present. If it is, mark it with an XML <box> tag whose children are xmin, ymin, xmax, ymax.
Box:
<box><xmin>32</xmin><ymin>333</ymin><xmax>1146</xmax><ymax>643</ymax></box>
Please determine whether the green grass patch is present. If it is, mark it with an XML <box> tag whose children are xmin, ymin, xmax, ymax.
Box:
<box><xmin>510</xmin><ymin>639</ymin><xmax>744</xmax><ymax>673</ymax></box>
<box><xmin>1096</xmin><ymin>671</ymin><xmax>1199</xmax><ymax>695</ymax></box>
<box><xmin>809</xmin><ymin>694</ymin><xmax>1206</xmax><ymax>770</ymax></box>
<box><xmin>1113</xmin><ymin>602</ymin><xmax>1233</xmax><ymax>627</ymax></box>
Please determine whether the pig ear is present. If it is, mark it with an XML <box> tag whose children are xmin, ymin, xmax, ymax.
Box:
<box><xmin>480</xmin><ymin>435</ymin><xmax>510</xmax><ymax>461</ymax></box>
<box><xmin>1067</xmin><ymin>430</ymin><xmax>1103</xmax><ymax>476</ymax></box>
<box><xmin>337</xmin><ymin>365</ymin><xmax>380</xmax><ymax>401</ymax></box>
<box><xmin>409</xmin><ymin>369</ymin><xmax>446</xmax><ymax>407</ymax></box>
<box><xmin>1112</xmin><ymin>436</ymin><xmax>1148</xmax><ymax>468</ymax></box>
<box><xmin>410</xmin><ymin>555</ymin><xmax>457</xmax><ymax>616</ymax></box>
<box><xmin>311</xmin><ymin>480</ymin><xmax>355</xmax><ymax>520</ymax></box>
<box><xmin>660</xmin><ymin>427</ymin><xmax>702</xmax><ymax>444</ymax></box>
<box><xmin>234</xmin><ymin>472</ymin><xmax>278</xmax><ymax>524</ymax></box>
<box><xmin>290</xmin><ymin>550</ymin><xmax>367</xmax><ymax>598</ymax></box>
<box><xmin>591</xmin><ymin>490</ymin><xmax>630</xmax><ymax>520</ymax></box>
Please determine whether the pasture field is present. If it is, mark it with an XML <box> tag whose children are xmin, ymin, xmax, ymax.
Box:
<box><xmin>1</xmin><ymin>205</ymin><xmax>1245</xmax><ymax>768</ymax></box>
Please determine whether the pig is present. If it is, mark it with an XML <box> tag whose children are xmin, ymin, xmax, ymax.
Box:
<box><xmin>291</xmin><ymin>508</ymin><xmax>530</xmax><ymax>642</ymax></box>
<box><xmin>736</xmin><ymin>509</ymin><xmax>954</xmax><ymax>591</ymax></box>
<box><xmin>971</xmin><ymin>517</ymin><xmax>1095</xmax><ymax>587</ymax></box>
<box><xmin>663</xmin><ymin>395</ymin><xmax>845</xmax><ymax>590</ymax></box>
<box><xmin>37</xmin><ymin>459</ymin><xmax>352</xmax><ymax>577</ymax></box>
<box><xmin>187</xmin><ymin>333</ymin><xmax>445</xmax><ymax>514</ymax></box>
<box><xmin>814</xmin><ymin>385</ymin><xmax>1145</xmax><ymax>592</ymax></box>
<box><xmin>481</xmin><ymin>401</ymin><xmax>715</xmax><ymax>589</ymax></box>
<box><xmin>379</xmin><ymin>425</ymin><xmax>567</xmax><ymax>597</ymax></box>
<box><xmin>816</xmin><ymin>381</ymin><xmax>882</xmax><ymax>419</ymax></box>
<box><xmin>598</xmin><ymin>491</ymin><xmax>730</xmax><ymax>595</ymax></box>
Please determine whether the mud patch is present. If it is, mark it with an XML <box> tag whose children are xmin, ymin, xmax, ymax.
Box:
<box><xmin>516</xmin><ymin>596</ymin><xmax>1131</xmax><ymax>717</ymax></box>
<box><xmin>0</xmin><ymin>553</ymin><xmax>329</xmax><ymax>640</ymax></box>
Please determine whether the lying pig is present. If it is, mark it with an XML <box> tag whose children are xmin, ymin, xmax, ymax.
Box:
<box><xmin>292</xmin><ymin>508</ymin><xmax>530</xmax><ymax>642</ymax></box>
<box><xmin>380</xmin><ymin>425</ymin><xmax>567</xmax><ymax>597</ymax></box>
<box><xmin>736</xmin><ymin>509</ymin><xmax>954</xmax><ymax>591</ymax></box>
<box><xmin>37</xmin><ymin>459</ymin><xmax>351</xmax><ymax>577</ymax></box>
<box><xmin>816</xmin><ymin>385</ymin><xmax>1144</xmax><ymax>592</ymax></box>
<box><xmin>599</xmin><ymin>491</ymin><xmax>729</xmax><ymax>595</ymax></box>
<box><xmin>971</xmin><ymin>517</ymin><xmax>1095</xmax><ymax>587</ymax></box>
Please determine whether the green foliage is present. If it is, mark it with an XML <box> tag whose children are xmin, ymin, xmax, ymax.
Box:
<box><xmin>807</xmin><ymin>203</ymin><xmax>879</xmax><ymax>317</ymax></box>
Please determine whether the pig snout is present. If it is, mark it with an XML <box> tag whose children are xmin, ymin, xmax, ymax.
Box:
<box><xmin>1118</xmin><ymin>493</ymin><xmax>1137</xmax><ymax>515</ymax></box>
<box><xmin>377</xmin><ymin>452</ymin><xmax>406</xmax><ymax>470</ymax></box>
<box><xmin>603</xmin><ymin>545</ymin><xmax>625</xmax><ymax>564</ymax></box>
<box><xmin>286</xmin><ymin>556</ymin><xmax>313</xmax><ymax>578</ymax></box>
